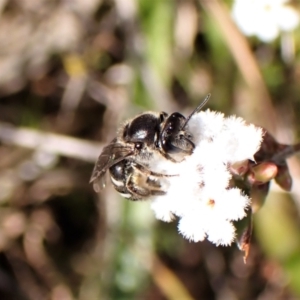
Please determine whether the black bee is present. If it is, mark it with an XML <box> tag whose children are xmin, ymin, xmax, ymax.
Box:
<box><xmin>90</xmin><ymin>94</ymin><xmax>210</xmax><ymax>200</ymax></box>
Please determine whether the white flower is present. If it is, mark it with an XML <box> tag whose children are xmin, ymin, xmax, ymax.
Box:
<box><xmin>150</xmin><ymin>110</ymin><xmax>263</xmax><ymax>246</ymax></box>
<box><xmin>232</xmin><ymin>0</ymin><xmax>300</xmax><ymax>42</ymax></box>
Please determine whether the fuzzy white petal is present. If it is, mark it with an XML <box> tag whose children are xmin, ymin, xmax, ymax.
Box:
<box><xmin>178</xmin><ymin>214</ymin><xmax>207</xmax><ymax>242</ymax></box>
<box><xmin>189</xmin><ymin>110</ymin><xmax>225</xmax><ymax>144</ymax></box>
<box><xmin>212</xmin><ymin>188</ymin><xmax>251</xmax><ymax>221</ymax></box>
<box><xmin>221</xmin><ymin>116</ymin><xmax>263</xmax><ymax>162</ymax></box>
<box><xmin>206</xmin><ymin>220</ymin><xmax>236</xmax><ymax>246</ymax></box>
<box><xmin>151</xmin><ymin>198</ymin><xmax>174</xmax><ymax>222</ymax></box>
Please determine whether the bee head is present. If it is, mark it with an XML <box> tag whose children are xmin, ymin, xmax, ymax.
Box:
<box><xmin>159</xmin><ymin>112</ymin><xmax>194</xmax><ymax>161</ymax></box>
<box><xmin>159</xmin><ymin>94</ymin><xmax>211</xmax><ymax>162</ymax></box>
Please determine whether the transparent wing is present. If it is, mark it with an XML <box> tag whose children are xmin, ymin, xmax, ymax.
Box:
<box><xmin>90</xmin><ymin>139</ymin><xmax>134</xmax><ymax>192</ymax></box>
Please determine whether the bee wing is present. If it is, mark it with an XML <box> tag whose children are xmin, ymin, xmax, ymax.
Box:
<box><xmin>90</xmin><ymin>139</ymin><xmax>134</xmax><ymax>192</ymax></box>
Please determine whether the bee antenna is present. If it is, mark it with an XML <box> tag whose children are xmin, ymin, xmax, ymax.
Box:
<box><xmin>182</xmin><ymin>93</ymin><xmax>211</xmax><ymax>129</ymax></box>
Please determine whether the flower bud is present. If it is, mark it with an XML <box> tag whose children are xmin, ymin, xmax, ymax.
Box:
<box><xmin>275</xmin><ymin>165</ymin><xmax>292</xmax><ymax>191</ymax></box>
<box><xmin>250</xmin><ymin>182</ymin><xmax>270</xmax><ymax>213</ymax></box>
<box><xmin>247</xmin><ymin>162</ymin><xmax>278</xmax><ymax>185</ymax></box>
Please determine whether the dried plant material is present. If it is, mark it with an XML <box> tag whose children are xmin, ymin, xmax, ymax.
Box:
<box><xmin>236</xmin><ymin>209</ymin><xmax>253</xmax><ymax>263</ymax></box>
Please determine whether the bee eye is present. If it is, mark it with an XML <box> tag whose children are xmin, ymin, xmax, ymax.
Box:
<box><xmin>166</xmin><ymin>126</ymin><xmax>173</xmax><ymax>134</ymax></box>
<box><xmin>135</xmin><ymin>142</ymin><xmax>143</xmax><ymax>150</ymax></box>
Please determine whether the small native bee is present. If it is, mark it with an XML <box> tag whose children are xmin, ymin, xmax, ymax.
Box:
<box><xmin>90</xmin><ymin>94</ymin><xmax>210</xmax><ymax>200</ymax></box>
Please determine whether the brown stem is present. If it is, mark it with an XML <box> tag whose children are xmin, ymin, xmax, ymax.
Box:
<box><xmin>271</xmin><ymin>143</ymin><xmax>300</xmax><ymax>164</ymax></box>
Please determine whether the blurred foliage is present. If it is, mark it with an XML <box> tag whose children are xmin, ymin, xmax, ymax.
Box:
<box><xmin>0</xmin><ymin>0</ymin><xmax>300</xmax><ymax>299</ymax></box>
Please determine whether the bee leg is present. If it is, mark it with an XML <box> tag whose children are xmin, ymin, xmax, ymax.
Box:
<box><xmin>133</xmin><ymin>163</ymin><xmax>177</xmax><ymax>178</ymax></box>
<box><xmin>149</xmin><ymin>189</ymin><xmax>166</xmax><ymax>196</ymax></box>
<box><xmin>157</xmin><ymin>150</ymin><xmax>177</xmax><ymax>163</ymax></box>
<box><xmin>146</xmin><ymin>176</ymin><xmax>162</xmax><ymax>188</ymax></box>
<box><xmin>126</xmin><ymin>173</ymin><xmax>166</xmax><ymax>200</ymax></box>
<box><xmin>127</xmin><ymin>181</ymin><xmax>166</xmax><ymax>198</ymax></box>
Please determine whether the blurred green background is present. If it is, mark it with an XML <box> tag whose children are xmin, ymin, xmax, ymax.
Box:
<box><xmin>0</xmin><ymin>0</ymin><xmax>300</xmax><ymax>299</ymax></box>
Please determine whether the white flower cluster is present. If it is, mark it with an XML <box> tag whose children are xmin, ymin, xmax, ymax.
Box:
<box><xmin>150</xmin><ymin>110</ymin><xmax>263</xmax><ymax>246</ymax></box>
<box><xmin>232</xmin><ymin>0</ymin><xmax>299</xmax><ymax>42</ymax></box>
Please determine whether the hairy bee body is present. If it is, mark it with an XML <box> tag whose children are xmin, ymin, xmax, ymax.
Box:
<box><xmin>109</xmin><ymin>159</ymin><xmax>168</xmax><ymax>200</ymax></box>
<box><xmin>90</xmin><ymin>95</ymin><xmax>210</xmax><ymax>200</ymax></box>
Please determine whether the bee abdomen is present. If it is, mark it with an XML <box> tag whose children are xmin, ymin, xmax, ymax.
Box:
<box><xmin>110</xmin><ymin>176</ymin><xmax>124</xmax><ymax>187</ymax></box>
<box><xmin>108</xmin><ymin>160</ymin><xmax>167</xmax><ymax>201</ymax></box>
<box><xmin>109</xmin><ymin>160</ymin><xmax>137</xmax><ymax>199</ymax></box>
